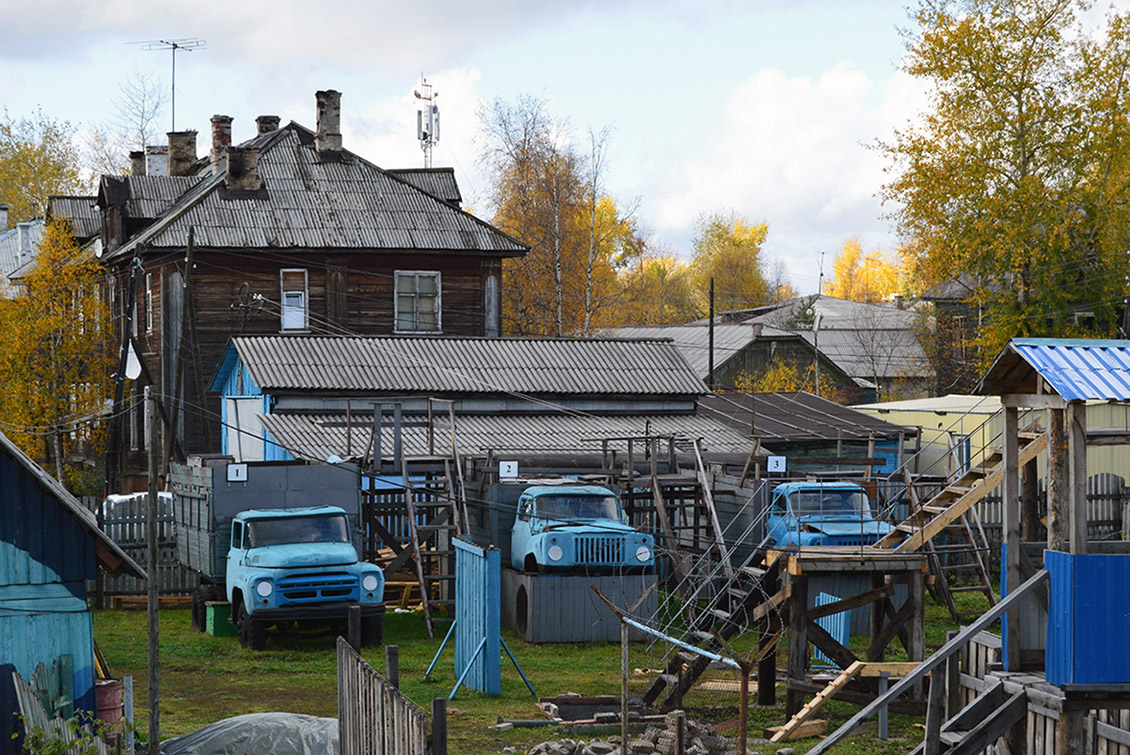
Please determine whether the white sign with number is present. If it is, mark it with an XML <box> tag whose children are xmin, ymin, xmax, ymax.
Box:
<box><xmin>767</xmin><ymin>456</ymin><xmax>787</xmax><ymax>473</ymax></box>
<box><xmin>499</xmin><ymin>460</ymin><xmax>519</xmax><ymax>479</ymax></box>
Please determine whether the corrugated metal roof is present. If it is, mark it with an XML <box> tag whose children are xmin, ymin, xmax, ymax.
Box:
<box><xmin>979</xmin><ymin>338</ymin><xmax>1130</xmax><ymax>401</ymax></box>
<box><xmin>108</xmin><ymin>126</ymin><xmax>526</xmax><ymax>259</ymax></box>
<box><xmin>698</xmin><ymin>392</ymin><xmax>913</xmax><ymax>443</ymax></box>
<box><xmin>123</xmin><ymin>176</ymin><xmax>200</xmax><ymax>218</ymax></box>
<box><xmin>797</xmin><ymin>329</ymin><xmax>933</xmax><ymax>380</ymax></box>
<box><xmin>0</xmin><ymin>220</ymin><xmax>43</xmax><ymax>296</ymax></box>
<box><xmin>260</xmin><ymin>410</ymin><xmax>752</xmax><ymax>462</ymax></box>
<box><xmin>46</xmin><ymin>196</ymin><xmax>100</xmax><ymax>240</ymax></box>
<box><xmin>387</xmin><ymin>168</ymin><xmax>462</xmax><ymax>205</ymax></box>
<box><xmin>606</xmin><ymin>324</ymin><xmax>798</xmax><ymax>379</ymax></box>
<box><xmin>223</xmin><ymin>335</ymin><xmax>706</xmax><ymax>396</ymax></box>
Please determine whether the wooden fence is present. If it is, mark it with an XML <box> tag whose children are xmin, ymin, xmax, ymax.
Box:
<box><xmin>85</xmin><ymin>494</ymin><xmax>198</xmax><ymax>599</ymax></box>
<box><xmin>959</xmin><ymin>631</ymin><xmax>1130</xmax><ymax>754</ymax></box>
<box><xmin>12</xmin><ymin>668</ymin><xmax>112</xmax><ymax>754</ymax></box>
<box><xmin>337</xmin><ymin>637</ymin><xmax>429</xmax><ymax>755</ymax></box>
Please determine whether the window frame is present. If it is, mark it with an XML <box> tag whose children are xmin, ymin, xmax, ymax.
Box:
<box><xmin>279</xmin><ymin>268</ymin><xmax>309</xmax><ymax>332</ymax></box>
<box><xmin>394</xmin><ymin>270</ymin><xmax>441</xmax><ymax>334</ymax></box>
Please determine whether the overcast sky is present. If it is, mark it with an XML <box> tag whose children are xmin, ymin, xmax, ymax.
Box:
<box><xmin>0</xmin><ymin>0</ymin><xmax>933</xmax><ymax>293</ymax></box>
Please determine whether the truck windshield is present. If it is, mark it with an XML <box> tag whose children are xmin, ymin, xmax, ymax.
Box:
<box><xmin>788</xmin><ymin>490</ymin><xmax>871</xmax><ymax>518</ymax></box>
<box><xmin>536</xmin><ymin>494</ymin><xmax>621</xmax><ymax>521</ymax></box>
<box><xmin>246</xmin><ymin>515</ymin><xmax>350</xmax><ymax>547</ymax></box>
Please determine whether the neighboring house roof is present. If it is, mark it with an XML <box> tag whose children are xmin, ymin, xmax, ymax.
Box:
<box><xmin>105</xmin><ymin>124</ymin><xmax>527</xmax><ymax>260</ymax></box>
<box><xmin>795</xmin><ymin>328</ymin><xmax>933</xmax><ymax>381</ymax></box>
<box><xmin>0</xmin><ymin>220</ymin><xmax>44</xmax><ymax>294</ymax></box>
<box><xmin>100</xmin><ymin>176</ymin><xmax>200</xmax><ymax>220</ymax></box>
<box><xmin>387</xmin><ymin>168</ymin><xmax>462</xmax><ymax>206</ymax></box>
<box><xmin>698</xmin><ymin>392</ymin><xmax>915</xmax><ymax>444</ymax></box>
<box><xmin>0</xmin><ymin>429</ymin><xmax>144</xmax><ymax>578</ymax></box>
<box><xmin>978</xmin><ymin>338</ymin><xmax>1130</xmax><ymax>401</ymax></box>
<box><xmin>212</xmin><ymin>335</ymin><xmax>707</xmax><ymax>397</ymax></box>
<box><xmin>853</xmin><ymin>393</ymin><xmax>1002</xmax><ymax>415</ymax></box>
<box><xmin>46</xmin><ymin>195</ymin><xmax>100</xmax><ymax>241</ymax></box>
<box><xmin>260</xmin><ymin>410</ymin><xmax>755</xmax><ymax>462</ymax></box>
<box><xmin>606</xmin><ymin>324</ymin><xmax>798</xmax><ymax>380</ymax></box>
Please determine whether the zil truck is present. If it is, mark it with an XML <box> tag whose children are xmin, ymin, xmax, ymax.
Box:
<box><xmin>510</xmin><ymin>483</ymin><xmax>655</xmax><ymax>574</ymax></box>
<box><xmin>766</xmin><ymin>481</ymin><xmax>893</xmax><ymax>547</ymax></box>
<box><xmin>172</xmin><ymin>460</ymin><xmax>384</xmax><ymax>650</ymax></box>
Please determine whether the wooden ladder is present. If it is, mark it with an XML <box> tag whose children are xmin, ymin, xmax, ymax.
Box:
<box><xmin>403</xmin><ymin>458</ymin><xmax>460</xmax><ymax>640</ymax></box>
<box><xmin>876</xmin><ymin>432</ymin><xmax>1047</xmax><ymax>553</ymax></box>
<box><xmin>771</xmin><ymin>661</ymin><xmax>865</xmax><ymax>743</ymax></box>
<box><xmin>910</xmin><ymin>678</ymin><xmax>1028</xmax><ymax>755</ymax></box>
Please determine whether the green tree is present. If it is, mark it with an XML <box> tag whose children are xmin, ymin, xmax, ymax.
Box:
<box><xmin>0</xmin><ymin>220</ymin><xmax>113</xmax><ymax>485</ymax></box>
<box><xmin>691</xmin><ymin>210</ymin><xmax>770</xmax><ymax>314</ymax></box>
<box><xmin>0</xmin><ymin>108</ymin><xmax>87</xmax><ymax>228</ymax></box>
<box><xmin>883</xmin><ymin>0</ymin><xmax>1130</xmax><ymax>359</ymax></box>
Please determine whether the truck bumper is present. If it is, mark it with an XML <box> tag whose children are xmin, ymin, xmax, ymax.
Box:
<box><xmin>248</xmin><ymin>602</ymin><xmax>385</xmax><ymax>622</ymax></box>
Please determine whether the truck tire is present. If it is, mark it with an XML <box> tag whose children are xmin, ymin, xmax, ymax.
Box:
<box><xmin>236</xmin><ymin>599</ymin><xmax>267</xmax><ymax>651</ymax></box>
<box><xmin>361</xmin><ymin>615</ymin><xmax>383</xmax><ymax>648</ymax></box>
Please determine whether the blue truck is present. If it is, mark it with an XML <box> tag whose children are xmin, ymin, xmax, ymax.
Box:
<box><xmin>172</xmin><ymin>461</ymin><xmax>384</xmax><ymax>651</ymax></box>
<box><xmin>510</xmin><ymin>484</ymin><xmax>655</xmax><ymax>573</ymax></box>
<box><xmin>766</xmin><ymin>481</ymin><xmax>893</xmax><ymax>547</ymax></box>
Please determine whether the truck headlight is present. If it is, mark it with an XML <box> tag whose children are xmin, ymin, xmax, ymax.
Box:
<box><xmin>255</xmin><ymin>580</ymin><xmax>273</xmax><ymax>598</ymax></box>
<box><xmin>362</xmin><ymin>574</ymin><xmax>380</xmax><ymax>592</ymax></box>
<box><xmin>636</xmin><ymin>546</ymin><xmax>652</xmax><ymax>562</ymax></box>
<box><xmin>547</xmin><ymin>545</ymin><xmax>564</xmax><ymax>562</ymax></box>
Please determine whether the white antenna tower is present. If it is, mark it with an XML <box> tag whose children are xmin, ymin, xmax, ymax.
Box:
<box><xmin>413</xmin><ymin>75</ymin><xmax>440</xmax><ymax>168</ymax></box>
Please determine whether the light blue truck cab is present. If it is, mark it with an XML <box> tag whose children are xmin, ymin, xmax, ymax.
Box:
<box><xmin>226</xmin><ymin>505</ymin><xmax>385</xmax><ymax>650</ymax></box>
<box><xmin>767</xmin><ymin>481</ymin><xmax>893</xmax><ymax>547</ymax></box>
<box><xmin>510</xmin><ymin>484</ymin><xmax>655</xmax><ymax>573</ymax></box>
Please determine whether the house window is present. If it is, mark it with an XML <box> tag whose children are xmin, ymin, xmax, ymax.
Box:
<box><xmin>280</xmin><ymin>269</ymin><xmax>308</xmax><ymax>331</ymax></box>
<box><xmin>145</xmin><ymin>272</ymin><xmax>153</xmax><ymax>333</ymax></box>
<box><xmin>395</xmin><ymin>271</ymin><xmax>440</xmax><ymax>332</ymax></box>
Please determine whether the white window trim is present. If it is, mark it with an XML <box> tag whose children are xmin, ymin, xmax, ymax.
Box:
<box><xmin>280</xmin><ymin>268</ymin><xmax>309</xmax><ymax>332</ymax></box>
<box><xmin>394</xmin><ymin>270</ymin><xmax>442</xmax><ymax>334</ymax></box>
<box><xmin>145</xmin><ymin>272</ymin><xmax>153</xmax><ymax>333</ymax></box>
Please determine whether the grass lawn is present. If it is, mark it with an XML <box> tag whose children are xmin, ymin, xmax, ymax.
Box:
<box><xmin>93</xmin><ymin>590</ymin><xmax>988</xmax><ymax>753</ymax></box>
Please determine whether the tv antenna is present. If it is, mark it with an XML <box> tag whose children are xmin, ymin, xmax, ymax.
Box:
<box><xmin>413</xmin><ymin>75</ymin><xmax>440</xmax><ymax>168</ymax></box>
<box><xmin>136</xmin><ymin>38</ymin><xmax>207</xmax><ymax>131</ymax></box>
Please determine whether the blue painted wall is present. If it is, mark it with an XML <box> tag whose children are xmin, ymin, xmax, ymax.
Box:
<box><xmin>0</xmin><ymin>451</ymin><xmax>98</xmax><ymax>716</ymax></box>
<box><xmin>454</xmin><ymin>538</ymin><xmax>501</xmax><ymax>695</ymax></box>
<box><xmin>1045</xmin><ymin>549</ymin><xmax>1130</xmax><ymax>685</ymax></box>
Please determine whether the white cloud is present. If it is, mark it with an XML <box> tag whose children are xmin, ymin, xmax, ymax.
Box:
<box><xmin>648</xmin><ymin>62</ymin><xmax>927</xmax><ymax>292</ymax></box>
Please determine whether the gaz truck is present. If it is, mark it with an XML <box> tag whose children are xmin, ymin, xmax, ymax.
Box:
<box><xmin>172</xmin><ymin>460</ymin><xmax>384</xmax><ymax>650</ymax></box>
<box><xmin>510</xmin><ymin>483</ymin><xmax>655</xmax><ymax>574</ymax></box>
<box><xmin>766</xmin><ymin>481</ymin><xmax>893</xmax><ymax>547</ymax></box>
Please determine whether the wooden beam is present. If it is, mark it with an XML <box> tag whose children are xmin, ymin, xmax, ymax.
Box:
<box><xmin>1048</xmin><ymin>408</ymin><xmax>1070</xmax><ymax>552</ymax></box>
<box><xmin>868</xmin><ymin>595</ymin><xmax>915</xmax><ymax>662</ymax></box>
<box><xmin>1001</xmin><ymin>393</ymin><xmax>1067</xmax><ymax>410</ymax></box>
<box><xmin>1067</xmin><ymin>401</ymin><xmax>1088</xmax><ymax>554</ymax></box>
<box><xmin>948</xmin><ymin>689</ymin><xmax>1028</xmax><ymax>755</ymax></box>
<box><xmin>771</xmin><ymin>661</ymin><xmax>864</xmax><ymax>743</ymax></box>
<box><xmin>1003</xmin><ymin>405</ymin><xmax>1020</xmax><ymax>671</ymax></box>
<box><xmin>804</xmin><ymin>568</ymin><xmax>1049</xmax><ymax>755</ymax></box>
<box><xmin>806</xmin><ymin>584</ymin><xmax>894</xmax><ymax>621</ymax></box>
<box><xmin>806</xmin><ymin>619</ymin><xmax>859</xmax><ymax>672</ymax></box>
<box><xmin>693</xmin><ymin>439</ymin><xmax>735</xmax><ymax>581</ymax></box>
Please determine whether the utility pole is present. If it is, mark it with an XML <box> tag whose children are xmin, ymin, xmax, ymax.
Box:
<box><xmin>146</xmin><ymin>386</ymin><xmax>160</xmax><ymax>749</ymax></box>
<box><xmin>708</xmin><ymin>278</ymin><xmax>715</xmax><ymax>392</ymax></box>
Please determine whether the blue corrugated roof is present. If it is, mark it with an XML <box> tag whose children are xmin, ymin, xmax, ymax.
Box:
<box><xmin>1011</xmin><ymin>338</ymin><xmax>1130</xmax><ymax>401</ymax></box>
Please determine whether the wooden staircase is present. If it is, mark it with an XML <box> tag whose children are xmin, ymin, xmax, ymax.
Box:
<box><xmin>910</xmin><ymin>678</ymin><xmax>1028</xmax><ymax>755</ymax></box>
<box><xmin>641</xmin><ymin>558</ymin><xmax>788</xmax><ymax>711</ymax></box>
<box><xmin>876</xmin><ymin>432</ymin><xmax>1047</xmax><ymax>554</ymax></box>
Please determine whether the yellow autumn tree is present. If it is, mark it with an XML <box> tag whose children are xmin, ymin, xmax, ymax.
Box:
<box><xmin>611</xmin><ymin>255</ymin><xmax>700</xmax><ymax>326</ymax></box>
<box><xmin>691</xmin><ymin>211</ymin><xmax>771</xmax><ymax>313</ymax></box>
<box><xmin>734</xmin><ymin>360</ymin><xmax>851</xmax><ymax>404</ymax></box>
<box><xmin>0</xmin><ymin>220</ymin><xmax>113</xmax><ymax>487</ymax></box>
<box><xmin>0</xmin><ymin>108</ymin><xmax>87</xmax><ymax>228</ymax></box>
<box><xmin>825</xmin><ymin>238</ymin><xmax>904</xmax><ymax>303</ymax></box>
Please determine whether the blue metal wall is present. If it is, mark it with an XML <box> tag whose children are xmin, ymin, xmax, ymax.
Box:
<box><xmin>1045</xmin><ymin>549</ymin><xmax>1130</xmax><ymax>685</ymax></box>
<box><xmin>454</xmin><ymin>538</ymin><xmax>501</xmax><ymax>695</ymax></box>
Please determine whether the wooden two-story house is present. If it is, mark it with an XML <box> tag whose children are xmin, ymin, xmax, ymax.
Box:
<box><xmin>97</xmin><ymin>90</ymin><xmax>527</xmax><ymax>490</ymax></box>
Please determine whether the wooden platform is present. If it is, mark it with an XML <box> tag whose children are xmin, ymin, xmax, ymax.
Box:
<box><xmin>768</xmin><ymin>546</ymin><xmax>929</xmax><ymax>574</ymax></box>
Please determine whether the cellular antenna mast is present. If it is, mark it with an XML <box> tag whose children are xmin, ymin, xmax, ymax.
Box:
<box><xmin>413</xmin><ymin>75</ymin><xmax>440</xmax><ymax>168</ymax></box>
<box><xmin>138</xmin><ymin>38</ymin><xmax>207</xmax><ymax>131</ymax></box>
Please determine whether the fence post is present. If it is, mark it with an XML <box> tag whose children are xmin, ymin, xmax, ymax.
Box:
<box><xmin>386</xmin><ymin>645</ymin><xmax>400</xmax><ymax>689</ymax></box>
<box><xmin>431</xmin><ymin>698</ymin><xmax>447</xmax><ymax>755</ymax></box>
<box><xmin>348</xmin><ymin>605</ymin><xmax>361</xmax><ymax>651</ymax></box>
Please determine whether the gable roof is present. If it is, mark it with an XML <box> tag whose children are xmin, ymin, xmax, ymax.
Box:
<box><xmin>0</xmin><ymin>220</ymin><xmax>44</xmax><ymax>294</ymax></box>
<box><xmin>211</xmin><ymin>335</ymin><xmax>707</xmax><ymax>397</ymax></box>
<box><xmin>606</xmin><ymin>323</ymin><xmax>800</xmax><ymax>380</ymax></box>
<box><xmin>0</xmin><ymin>429</ymin><xmax>144</xmax><ymax>578</ymax></box>
<box><xmin>46</xmin><ymin>196</ymin><xmax>101</xmax><ymax>241</ymax></box>
<box><xmin>104</xmin><ymin>124</ymin><xmax>527</xmax><ymax>261</ymax></box>
<box><xmin>387</xmin><ymin>168</ymin><xmax>461</xmax><ymax>206</ymax></box>
<box><xmin>978</xmin><ymin>338</ymin><xmax>1130</xmax><ymax>400</ymax></box>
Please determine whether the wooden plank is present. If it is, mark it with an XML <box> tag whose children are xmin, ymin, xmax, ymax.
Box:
<box><xmin>771</xmin><ymin>661</ymin><xmax>864</xmax><ymax>743</ymax></box>
<box><xmin>693</xmin><ymin>439</ymin><xmax>734</xmax><ymax>581</ymax></box>
<box><xmin>948</xmin><ymin>689</ymin><xmax>1028</xmax><ymax>755</ymax></box>
<box><xmin>857</xmin><ymin>662</ymin><xmax>921</xmax><ymax>677</ymax></box>
<box><xmin>806</xmin><ymin>583</ymin><xmax>894</xmax><ymax>620</ymax></box>
<box><xmin>764</xmin><ymin>719</ymin><xmax>828</xmax><ymax>741</ymax></box>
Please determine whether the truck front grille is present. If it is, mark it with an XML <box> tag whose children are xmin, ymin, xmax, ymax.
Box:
<box><xmin>277</xmin><ymin>571</ymin><xmax>358</xmax><ymax>604</ymax></box>
<box><xmin>573</xmin><ymin>536</ymin><xmax>624</xmax><ymax>565</ymax></box>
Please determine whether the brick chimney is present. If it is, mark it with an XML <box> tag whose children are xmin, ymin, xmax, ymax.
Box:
<box><xmin>0</xmin><ymin>206</ymin><xmax>7</xmax><ymax>231</ymax></box>
<box><xmin>256</xmin><ymin>115</ymin><xmax>280</xmax><ymax>135</ymax></box>
<box><xmin>167</xmin><ymin>131</ymin><xmax>197</xmax><ymax>176</ymax></box>
<box><xmin>315</xmin><ymin>90</ymin><xmax>342</xmax><ymax>152</ymax></box>
<box><xmin>17</xmin><ymin>222</ymin><xmax>33</xmax><ymax>264</ymax></box>
<box><xmin>129</xmin><ymin>151</ymin><xmax>146</xmax><ymax>176</ymax></box>
<box><xmin>145</xmin><ymin>145</ymin><xmax>169</xmax><ymax>176</ymax></box>
<box><xmin>210</xmin><ymin>115</ymin><xmax>233</xmax><ymax>175</ymax></box>
<box><xmin>225</xmin><ymin>147</ymin><xmax>261</xmax><ymax>192</ymax></box>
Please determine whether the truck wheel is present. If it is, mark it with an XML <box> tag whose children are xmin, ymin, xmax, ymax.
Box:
<box><xmin>236</xmin><ymin>600</ymin><xmax>267</xmax><ymax>651</ymax></box>
<box><xmin>361</xmin><ymin>615</ymin><xmax>383</xmax><ymax>647</ymax></box>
